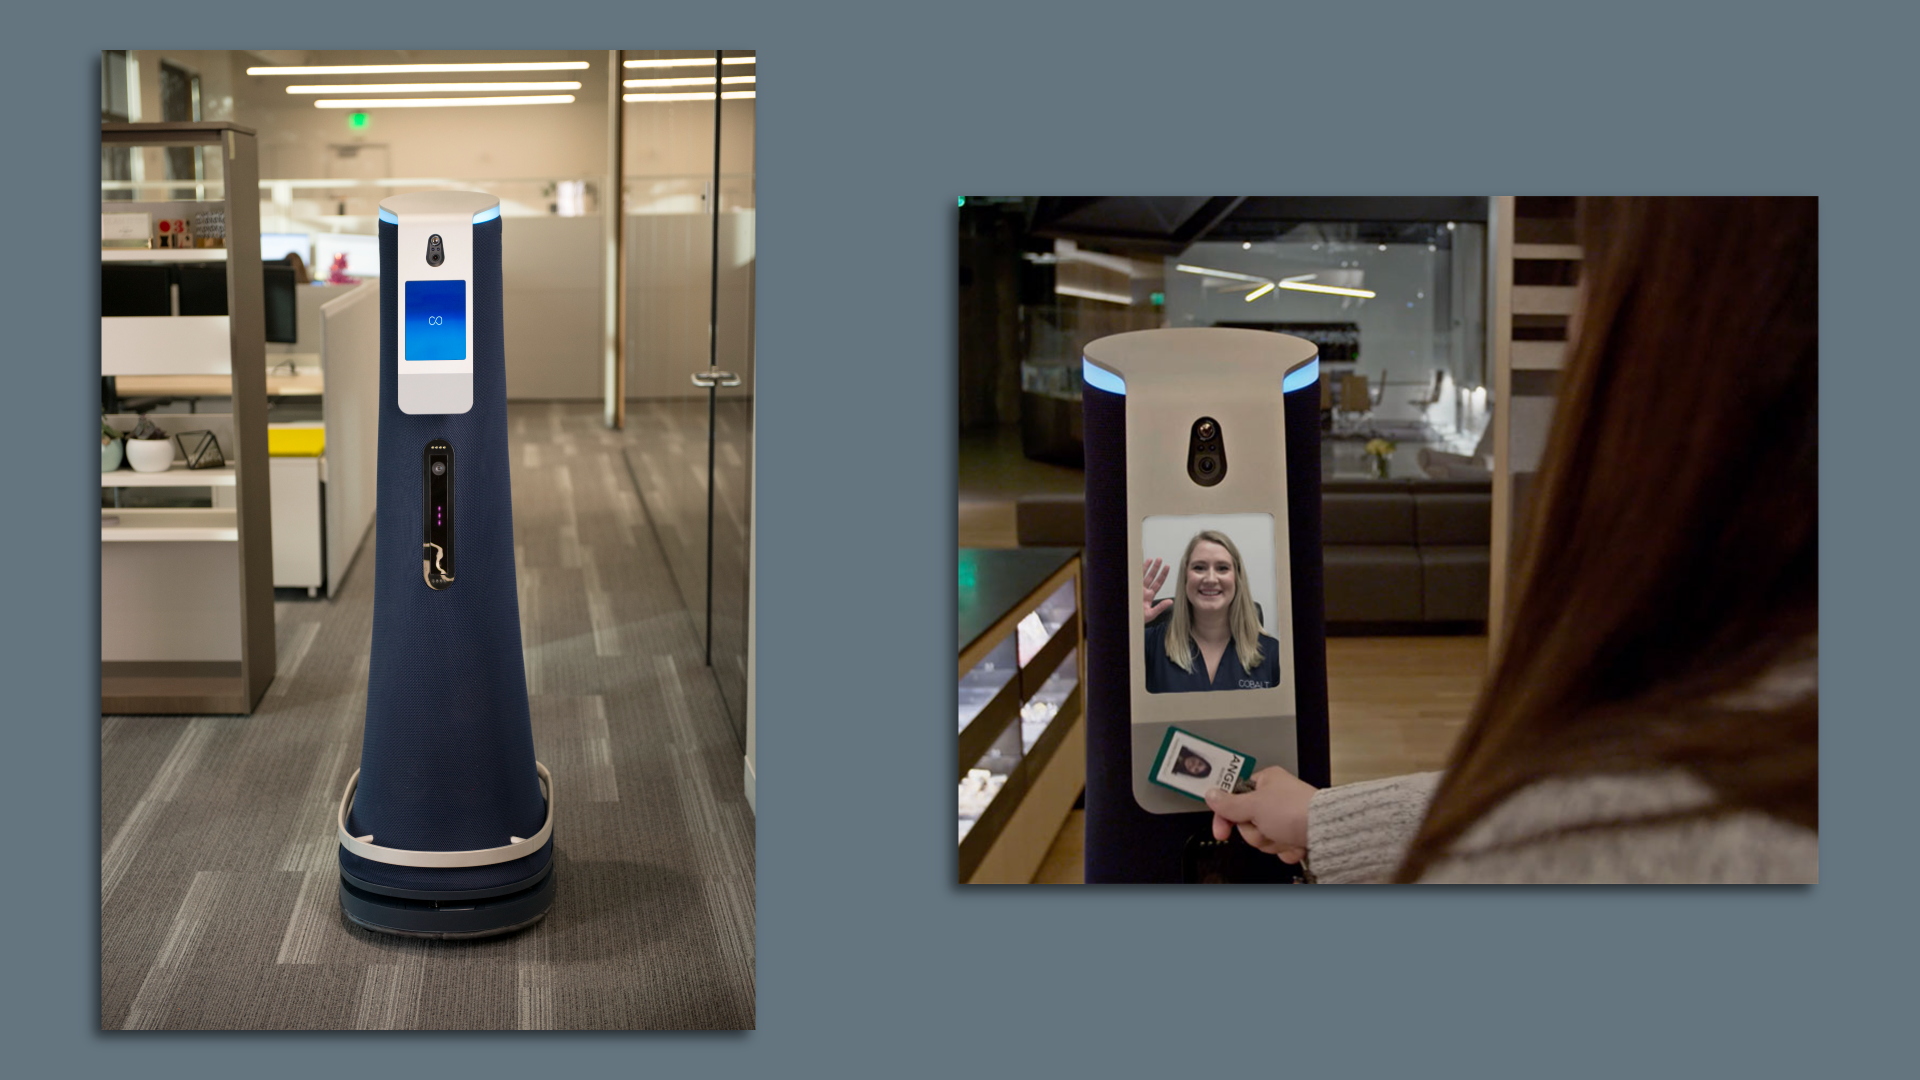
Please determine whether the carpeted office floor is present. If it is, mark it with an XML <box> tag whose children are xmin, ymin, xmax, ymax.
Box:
<box><xmin>100</xmin><ymin>403</ymin><xmax>755</xmax><ymax>1030</ymax></box>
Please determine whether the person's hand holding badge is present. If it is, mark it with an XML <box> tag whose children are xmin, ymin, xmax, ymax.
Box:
<box><xmin>1205</xmin><ymin>766</ymin><xmax>1315</xmax><ymax>864</ymax></box>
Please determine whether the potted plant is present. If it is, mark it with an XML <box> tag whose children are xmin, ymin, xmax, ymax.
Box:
<box><xmin>1363</xmin><ymin>437</ymin><xmax>1398</xmax><ymax>480</ymax></box>
<box><xmin>101</xmin><ymin>416</ymin><xmax>123</xmax><ymax>472</ymax></box>
<box><xmin>124</xmin><ymin>414</ymin><xmax>175</xmax><ymax>473</ymax></box>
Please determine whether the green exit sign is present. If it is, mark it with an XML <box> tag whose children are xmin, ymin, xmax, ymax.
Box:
<box><xmin>348</xmin><ymin>112</ymin><xmax>369</xmax><ymax>131</ymax></box>
<box><xmin>1150</xmin><ymin>291</ymin><xmax>1165</xmax><ymax>306</ymax></box>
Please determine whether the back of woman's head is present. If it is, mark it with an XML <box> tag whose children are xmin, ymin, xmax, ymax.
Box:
<box><xmin>1396</xmin><ymin>198</ymin><xmax>1817</xmax><ymax>880</ymax></box>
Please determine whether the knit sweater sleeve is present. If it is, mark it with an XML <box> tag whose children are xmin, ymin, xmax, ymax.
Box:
<box><xmin>1305</xmin><ymin>772</ymin><xmax>1443</xmax><ymax>884</ymax></box>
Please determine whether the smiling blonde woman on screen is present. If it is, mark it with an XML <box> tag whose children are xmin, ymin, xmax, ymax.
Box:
<box><xmin>1142</xmin><ymin>530</ymin><xmax>1280</xmax><ymax>694</ymax></box>
<box><xmin>1205</xmin><ymin>197</ymin><xmax>1818</xmax><ymax>883</ymax></box>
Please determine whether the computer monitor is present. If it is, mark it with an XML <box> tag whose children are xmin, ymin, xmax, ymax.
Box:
<box><xmin>312</xmin><ymin>233</ymin><xmax>381</xmax><ymax>279</ymax></box>
<box><xmin>263</xmin><ymin>263</ymin><xmax>297</xmax><ymax>344</ymax></box>
<box><xmin>260</xmin><ymin>232</ymin><xmax>311</xmax><ymax>264</ymax></box>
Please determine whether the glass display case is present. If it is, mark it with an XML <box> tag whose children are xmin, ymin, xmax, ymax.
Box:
<box><xmin>957</xmin><ymin>549</ymin><xmax>1084</xmax><ymax>882</ymax></box>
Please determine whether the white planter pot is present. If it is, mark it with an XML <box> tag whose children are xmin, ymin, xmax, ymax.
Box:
<box><xmin>125</xmin><ymin>438</ymin><xmax>175</xmax><ymax>473</ymax></box>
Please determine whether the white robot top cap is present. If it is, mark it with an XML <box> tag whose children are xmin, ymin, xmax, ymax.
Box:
<box><xmin>383</xmin><ymin>190</ymin><xmax>500</xmax><ymax>415</ymax></box>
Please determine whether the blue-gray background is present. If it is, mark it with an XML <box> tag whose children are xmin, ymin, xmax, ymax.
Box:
<box><xmin>5</xmin><ymin>0</ymin><xmax>1909</xmax><ymax>1074</ymax></box>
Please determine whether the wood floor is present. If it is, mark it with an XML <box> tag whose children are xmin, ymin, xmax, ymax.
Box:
<box><xmin>1030</xmin><ymin>635</ymin><xmax>1487</xmax><ymax>884</ymax></box>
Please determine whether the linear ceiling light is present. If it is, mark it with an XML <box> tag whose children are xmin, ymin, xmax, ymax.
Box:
<box><xmin>623</xmin><ymin>56</ymin><xmax>756</xmax><ymax>69</ymax></box>
<box><xmin>313</xmin><ymin>95</ymin><xmax>576</xmax><ymax>108</ymax></box>
<box><xmin>1174</xmin><ymin>263</ymin><xmax>1268</xmax><ymax>284</ymax></box>
<box><xmin>1279</xmin><ymin>280</ymin><xmax>1375</xmax><ymax>298</ymax></box>
<box><xmin>1244</xmin><ymin>282</ymin><xmax>1276</xmax><ymax>301</ymax></box>
<box><xmin>250</xmin><ymin>62</ymin><xmax>589</xmax><ymax>75</ymax></box>
<box><xmin>623</xmin><ymin>91</ymin><xmax>757</xmax><ymax>102</ymax></box>
<box><xmin>287</xmin><ymin>82</ymin><xmax>581</xmax><ymax>94</ymax></box>
<box><xmin>623</xmin><ymin>75</ymin><xmax>756</xmax><ymax>87</ymax></box>
<box><xmin>1180</xmin><ymin>264</ymin><xmax>1375</xmax><ymax>299</ymax></box>
<box><xmin>1056</xmin><ymin>285</ymin><xmax>1133</xmax><ymax>306</ymax></box>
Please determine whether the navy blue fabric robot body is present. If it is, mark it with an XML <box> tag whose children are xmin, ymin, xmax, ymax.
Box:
<box><xmin>341</xmin><ymin>217</ymin><xmax>551</xmax><ymax>891</ymax></box>
<box><xmin>1082</xmin><ymin>381</ymin><xmax>1330</xmax><ymax>884</ymax></box>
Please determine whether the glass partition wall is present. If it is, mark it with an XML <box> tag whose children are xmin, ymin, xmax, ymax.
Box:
<box><xmin>619</xmin><ymin>50</ymin><xmax>756</xmax><ymax>744</ymax></box>
<box><xmin>1165</xmin><ymin>220</ymin><xmax>1488</xmax><ymax>479</ymax></box>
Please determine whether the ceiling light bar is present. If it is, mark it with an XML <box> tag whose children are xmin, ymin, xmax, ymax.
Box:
<box><xmin>623</xmin><ymin>56</ymin><xmax>756</xmax><ymax>69</ymax></box>
<box><xmin>251</xmin><ymin>62</ymin><xmax>590</xmax><ymax>75</ymax></box>
<box><xmin>623</xmin><ymin>75</ymin><xmax>756</xmax><ymax>87</ymax></box>
<box><xmin>1179</xmin><ymin>263</ymin><xmax>1374</xmax><ymax>299</ymax></box>
<box><xmin>1056</xmin><ymin>285</ymin><xmax>1133</xmax><ymax>306</ymax></box>
<box><xmin>1279</xmin><ymin>280</ymin><xmax>1375</xmax><ymax>298</ymax></box>
<box><xmin>1174</xmin><ymin>263</ymin><xmax>1268</xmax><ymax>284</ymax></box>
<box><xmin>1244</xmin><ymin>282</ymin><xmax>1276</xmax><ymax>301</ymax></box>
<box><xmin>287</xmin><ymin>82</ymin><xmax>582</xmax><ymax>94</ymax></box>
<box><xmin>314</xmin><ymin>95</ymin><xmax>576</xmax><ymax>109</ymax></box>
<box><xmin>622</xmin><ymin>91</ymin><xmax>757</xmax><ymax>102</ymax></box>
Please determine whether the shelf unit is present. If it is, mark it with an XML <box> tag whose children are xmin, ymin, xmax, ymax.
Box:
<box><xmin>102</xmin><ymin>247</ymin><xmax>229</xmax><ymax>263</ymax></box>
<box><xmin>101</xmin><ymin>462</ymin><xmax>236</xmax><ymax>487</ymax></box>
<box><xmin>958</xmin><ymin>548</ymin><xmax>1085</xmax><ymax>884</ymax></box>
<box><xmin>101</xmin><ymin>121</ymin><xmax>274</xmax><ymax>715</ymax></box>
<box><xmin>1488</xmin><ymin>196</ymin><xmax>1581</xmax><ymax>650</ymax></box>
<box><xmin>102</xmin><ymin>508</ymin><xmax>240</xmax><ymax>543</ymax></box>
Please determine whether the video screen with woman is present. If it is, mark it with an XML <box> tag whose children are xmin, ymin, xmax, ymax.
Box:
<box><xmin>1140</xmin><ymin>513</ymin><xmax>1283</xmax><ymax>694</ymax></box>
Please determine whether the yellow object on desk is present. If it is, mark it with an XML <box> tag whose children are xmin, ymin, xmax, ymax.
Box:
<box><xmin>267</xmin><ymin>425</ymin><xmax>325</xmax><ymax>457</ymax></box>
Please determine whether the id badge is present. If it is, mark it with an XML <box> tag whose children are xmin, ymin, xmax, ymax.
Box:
<box><xmin>1148</xmin><ymin>726</ymin><xmax>1255</xmax><ymax>802</ymax></box>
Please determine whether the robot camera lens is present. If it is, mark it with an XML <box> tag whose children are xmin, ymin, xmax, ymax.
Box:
<box><xmin>431</xmin><ymin>460</ymin><xmax>446</xmax><ymax>476</ymax></box>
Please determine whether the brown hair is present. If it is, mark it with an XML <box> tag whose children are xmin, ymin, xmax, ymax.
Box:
<box><xmin>1394</xmin><ymin>197</ymin><xmax>1818</xmax><ymax>881</ymax></box>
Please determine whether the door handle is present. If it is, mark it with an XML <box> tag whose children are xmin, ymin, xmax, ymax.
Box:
<box><xmin>691</xmin><ymin>370</ymin><xmax>742</xmax><ymax>388</ymax></box>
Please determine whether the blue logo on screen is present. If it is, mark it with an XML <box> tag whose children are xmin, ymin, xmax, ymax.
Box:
<box><xmin>405</xmin><ymin>280</ymin><xmax>466</xmax><ymax>361</ymax></box>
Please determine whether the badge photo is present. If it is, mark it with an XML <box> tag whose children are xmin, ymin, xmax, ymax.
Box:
<box><xmin>1149</xmin><ymin>726</ymin><xmax>1254</xmax><ymax>801</ymax></box>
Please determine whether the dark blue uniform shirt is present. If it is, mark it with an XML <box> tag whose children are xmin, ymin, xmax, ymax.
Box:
<box><xmin>1143</xmin><ymin>622</ymin><xmax>1282</xmax><ymax>693</ymax></box>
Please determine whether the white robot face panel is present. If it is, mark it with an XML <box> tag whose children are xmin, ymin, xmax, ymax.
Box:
<box><xmin>1082</xmin><ymin>328</ymin><xmax>1316</xmax><ymax>814</ymax></box>
<box><xmin>384</xmin><ymin>191</ymin><xmax>496</xmax><ymax>415</ymax></box>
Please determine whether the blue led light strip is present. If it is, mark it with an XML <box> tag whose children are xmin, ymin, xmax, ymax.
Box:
<box><xmin>1082</xmin><ymin>358</ymin><xmax>1126</xmax><ymax>395</ymax></box>
<box><xmin>1282</xmin><ymin>358</ymin><xmax>1320</xmax><ymax>393</ymax></box>
<box><xmin>379</xmin><ymin>206</ymin><xmax>498</xmax><ymax>224</ymax></box>
<box><xmin>1082</xmin><ymin>356</ymin><xmax>1319</xmax><ymax>396</ymax></box>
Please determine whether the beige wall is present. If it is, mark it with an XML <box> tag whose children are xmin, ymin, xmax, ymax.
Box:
<box><xmin>121</xmin><ymin>50</ymin><xmax>756</xmax><ymax>402</ymax></box>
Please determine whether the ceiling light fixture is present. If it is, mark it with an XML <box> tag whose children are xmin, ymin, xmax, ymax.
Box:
<box><xmin>624</xmin><ymin>75</ymin><xmax>755</xmax><ymax>88</ymax></box>
<box><xmin>313</xmin><ymin>95</ymin><xmax>576</xmax><ymax>109</ymax></box>
<box><xmin>1244</xmin><ymin>282</ymin><xmax>1275</xmax><ymax>301</ymax></box>
<box><xmin>287</xmin><ymin>82</ymin><xmax>582</xmax><ymax>94</ymax></box>
<box><xmin>623</xmin><ymin>56</ymin><xmax>756</xmax><ymax>69</ymax></box>
<box><xmin>1174</xmin><ymin>263</ymin><xmax>1267</xmax><ymax>284</ymax></box>
<box><xmin>1056</xmin><ymin>285</ymin><xmax>1133</xmax><ymax>306</ymax></box>
<box><xmin>623</xmin><ymin>91</ymin><xmax>757</xmax><ymax>102</ymax></box>
<box><xmin>625</xmin><ymin>74</ymin><xmax>752</xmax><ymax>87</ymax></box>
<box><xmin>1178</xmin><ymin>263</ymin><xmax>1374</xmax><ymax>299</ymax></box>
<box><xmin>1280</xmin><ymin>280</ymin><xmax>1375</xmax><ymax>298</ymax></box>
<box><xmin>250</xmin><ymin>62</ymin><xmax>589</xmax><ymax>75</ymax></box>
